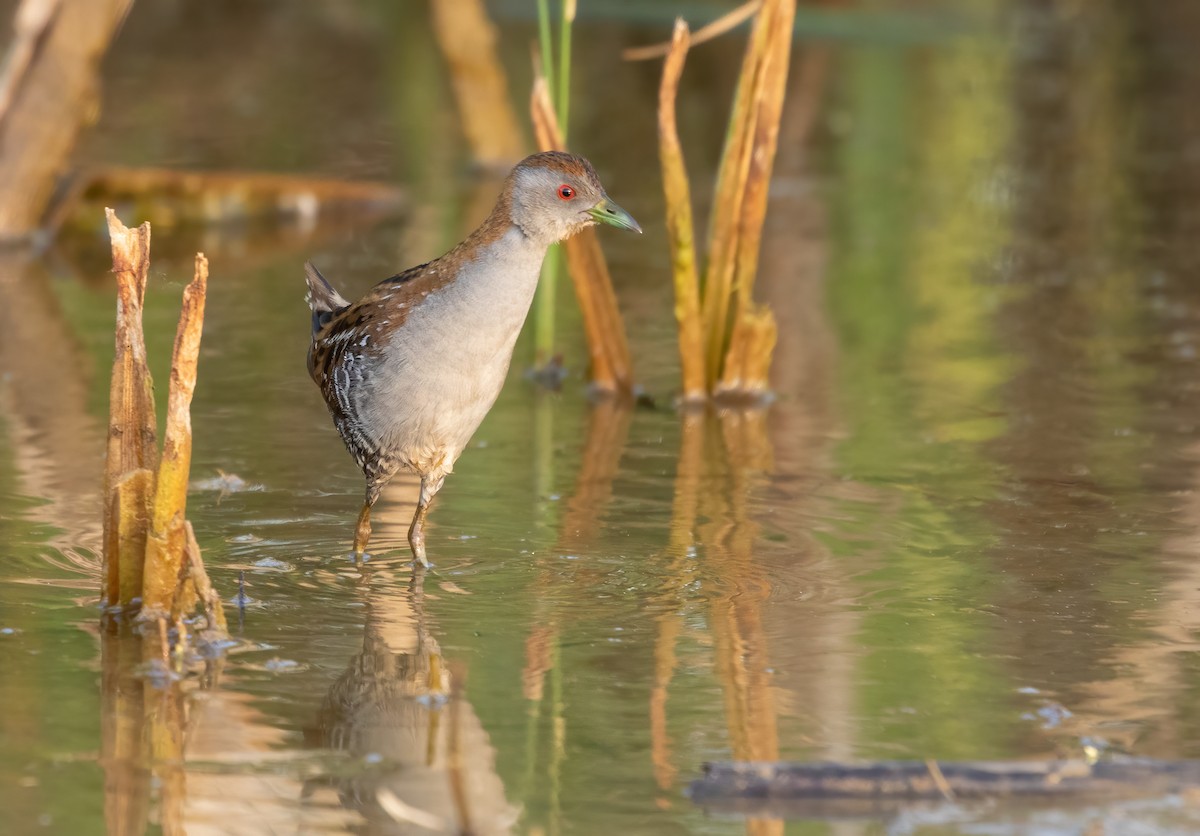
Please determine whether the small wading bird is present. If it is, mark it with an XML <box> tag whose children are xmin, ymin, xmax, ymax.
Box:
<box><xmin>306</xmin><ymin>152</ymin><xmax>641</xmax><ymax>566</ymax></box>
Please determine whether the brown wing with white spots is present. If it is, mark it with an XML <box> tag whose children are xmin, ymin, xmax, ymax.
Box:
<box><xmin>306</xmin><ymin>260</ymin><xmax>445</xmax><ymax>476</ymax></box>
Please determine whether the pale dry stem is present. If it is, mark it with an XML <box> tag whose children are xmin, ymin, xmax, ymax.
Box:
<box><xmin>657</xmin><ymin>20</ymin><xmax>706</xmax><ymax>402</ymax></box>
<box><xmin>103</xmin><ymin>209</ymin><xmax>157</xmax><ymax>609</ymax></box>
<box><xmin>142</xmin><ymin>253</ymin><xmax>208</xmax><ymax>617</ymax></box>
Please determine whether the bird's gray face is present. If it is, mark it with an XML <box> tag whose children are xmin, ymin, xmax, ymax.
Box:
<box><xmin>511</xmin><ymin>164</ymin><xmax>641</xmax><ymax>245</ymax></box>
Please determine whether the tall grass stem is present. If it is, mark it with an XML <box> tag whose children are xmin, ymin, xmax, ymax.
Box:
<box><xmin>558</xmin><ymin>0</ymin><xmax>575</xmax><ymax>141</ymax></box>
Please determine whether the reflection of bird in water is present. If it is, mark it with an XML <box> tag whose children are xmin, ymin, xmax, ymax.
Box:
<box><xmin>310</xmin><ymin>566</ymin><xmax>516</xmax><ymax>834</ymax></box>
<box><xmin>305</xmin><ymin>152</ymin><xmax>640</xmax><ymax>566</ymax></box>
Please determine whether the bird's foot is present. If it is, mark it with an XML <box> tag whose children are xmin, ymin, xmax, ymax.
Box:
<box><xmin>412</xmin><ymin>549</ymin><xmax>432</xmax><ymax>570</ymax></box>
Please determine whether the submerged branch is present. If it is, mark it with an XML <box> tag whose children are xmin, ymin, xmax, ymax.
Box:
<box><xmin>691</xmin><ymin>758</ymin><xmax>1200</xmax><ymax>813</ymax></box>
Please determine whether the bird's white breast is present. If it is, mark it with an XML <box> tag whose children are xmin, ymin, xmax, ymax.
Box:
<box><xmin>367</xmin><ymin>228</ymin><xmax>548</xmax><ymax>472</ymax></box>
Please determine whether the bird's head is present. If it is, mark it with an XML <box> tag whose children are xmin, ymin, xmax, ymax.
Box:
<box><xmin>506</xmin><ymin>151</ymin><xmax>641</xmax><ymax>245</ymax></box>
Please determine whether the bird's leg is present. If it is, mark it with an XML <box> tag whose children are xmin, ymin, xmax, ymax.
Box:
<box><xmin>352</xmin><ymin>502</ymin><xmax>372</xmax><ymax>556</ymax></box>
<box><xmin>353</xmin><ymin>482</ymin><xmax>383</xmax><ymax>558</ymax></box>
<box><xmin>407</xmin><ymin>504</ymin><xmax>429</xmax><ymax>568</ymax></box>
<box><xmin>408</xmin><ymin>474</ymin><xmax>445</xmax><ymax>569</ymax></box>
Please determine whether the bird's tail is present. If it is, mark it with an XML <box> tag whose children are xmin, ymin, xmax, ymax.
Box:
<box><xmin>305</xmin><ymin>261</ymin><xmax>350</xmax><ymax>336</ymax></box>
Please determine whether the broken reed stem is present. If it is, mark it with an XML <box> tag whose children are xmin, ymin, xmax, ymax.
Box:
<box><xmin>653</xmin><ymin>0</ymin><xmax>794</xmax><ymax>400</ymax></box>
<box><xmin>101</xmin><ymin>210</ymin><xmax>222</xmax><ymax>636</ymax></box>
<box><xmin>103</xmin><ymin>209</ymin><xmax>157</xmax><ymax>610</ymax></box>
<box><xmin>699</xmin><ymin>0</ymin><xmax>773</xmax><ymax>387</ymax></box>
<box><xmin>657</xmin><ymin>21</ymin><xmax>706</xmax><ymax>403</ymax></box>
<box><xmin>530</xmin><ymin>77</ymin><xmax>634</xmax><ymax>393</ymax></box>
<box><xmin>428</xmin><ymin>0</ymin><xmax>523</xmax><ymax>169</ymax></box>
<box><xmin>716</xmin><ymin>307</ymin><xmax>778</xmax><ymax>399</ymax></box>
<box><xmin>141</xmin><ymin>253</ymin><xmax>208</xmax><ymax>618</ymax></box>
<box><xmin>716</xmin><ymin>0</ymin><xmax>794</xmax><ymax>398</ymax></box>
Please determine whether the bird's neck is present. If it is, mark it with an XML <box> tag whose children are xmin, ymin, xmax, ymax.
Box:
<box><xmin>462</xmin><ymin>186</ymin><xmax>556</xmax><ymax>252</ymax></box>
<box><xmin>420</xmin><ymin>194</ymin><xmax>549</xmax><ymax>310</ymax></box>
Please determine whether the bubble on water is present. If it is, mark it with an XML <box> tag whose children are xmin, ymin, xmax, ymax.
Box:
<box><xmin>253</xmin><ymin>557</ymin><xmax>293</xmax><ymax>572</ymax></box>
<box><xmin>416</xmin><ymin>693</ymin><xmax>449</xmax><ymax>709</ymax></box>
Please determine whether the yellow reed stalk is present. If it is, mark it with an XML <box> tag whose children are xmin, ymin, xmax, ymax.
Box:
<box><xmin>699</xmin><ymin>2</ymin><xmax>772</xmax><ymax>386</ymax></box>
<box><xmin>530</xmin><ymin>76</ymin><xmax>633</xmax><ymax>394</ymax></box>
<box><xmin>110</xmin><ymin>469</ymin><xmax>154</xmax><ymax>605</ymax></box>
<box><xmin>141</xmin><ymin>253</ymin><xmax>207</xmax><ymax>617</ymax></box>
<box><xmin>429</xmin><ymin>0</ymin><xmax>524</xmax><ymax>170</ymax></box>
<box><xmin>715</xmin><ymin>303</ymin><xmax>777</xmax><ymax>400</ymax></box>
<box><xmin>103</xmin><ymin>209</ymin><xmax>157</xmax><ymax>610</ymax></box>
<box><xmin>657</xmin><ymin>20</ymin><xmax>706</xmax><ymax>402</ymax></box>
<box><xmin>717</xmin><ymin>0</ymin><xmax>794</xmax><ymax>397</ymax></box>
<box><xmin>701</xmin><ymin>0</ymin><xmax>795</xmax><ymax>391</ymax></box>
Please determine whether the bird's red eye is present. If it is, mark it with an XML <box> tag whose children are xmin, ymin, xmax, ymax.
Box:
<box><xmin>558</xmin><ymin>184</ymin><xmax>575</xmax><ymax>200</ymax></box>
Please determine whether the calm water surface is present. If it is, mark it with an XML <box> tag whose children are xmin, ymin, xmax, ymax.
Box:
<box><xmin>4</xmin><ymin>2</ymin><xmax>1200</xmax><ymax>834</ymax></box>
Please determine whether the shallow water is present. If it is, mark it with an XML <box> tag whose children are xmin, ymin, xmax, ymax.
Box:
<box><xmin>5</xmin><ymin>1</ymin><xmax>1200</xmax><ymax>834</ymax></box>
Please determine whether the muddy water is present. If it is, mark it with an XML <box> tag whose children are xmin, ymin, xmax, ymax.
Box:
<box><xmin>5</xmin><ymin>1</ymin><xmax>1200</xmax><ymax>834</ymax></box>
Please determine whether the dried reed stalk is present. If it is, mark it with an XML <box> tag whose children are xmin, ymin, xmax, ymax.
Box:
<box><xmin>657</xmin><ymin>21</ymin><xmax>706</xmax><ymax>402</ymax></box>
<box><xmin>652</xmin><ymin>0</ymin><xmax>794</xmax><ymax>400</ymax></box>
<box><xmin>103</xmin><ymin>210</ymin><xmax>157</xmax><ymax>609</ymax></box>
<box><xmin>716</xmin><ymin>0</ymin><xmax>794</xmax><ymax>398</ymax></box>
<box><xmin>530</xmin><ymin>77</ymin><xmax>633</xmax><ymax>394</ymax></box>
<box><xmin>141</xmin><ymin>253</ymin><xmax>208</xmax><ymax>618</ymax></box>
<box><xmin>429</xmin><ymin>0</ymin><xmax>524</xmax><ymax>169</ymax></box>
<box><xmin>699</xmin><ymin>7</ymin><xmax>768</xmax><ymax>385</ymax></box>
<box><xmin>704</xmin><ymin>0</ymin><xmax>794</xmax><ymax>392</ymax></box>
<box><xmin>716</xmin><ymin>306</ymin><xmax>778</xmax><ymax>399</ymax></box>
